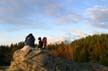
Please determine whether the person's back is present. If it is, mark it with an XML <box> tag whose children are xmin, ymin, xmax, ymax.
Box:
<box><xmin>21</xmin><ymin>33</ymin><xmax>35</xmax><ymax>56</ymax></box>
<box><xmin>38</xmin><ymin>37</ymin><xmax>43</xmax><ymax>48</ymax></box>
<box><xmin>25</xmin><ymin>33</ymin><xmax>35</xmax><ymax>47</ymax></box>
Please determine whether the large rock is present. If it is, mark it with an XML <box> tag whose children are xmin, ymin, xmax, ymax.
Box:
<box><xmin>6</xmin><ymin>48</ymin><xmax>108</xmax><ymax>71</ymax></box>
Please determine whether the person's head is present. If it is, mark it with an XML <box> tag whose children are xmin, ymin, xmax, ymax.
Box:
<box><xmin>28</xmin><ymin>33</ymin><xmax>33</xmax><ymax>37</ymax></box>
<box><xmin>43</xmin><ymin>37</ymin><xmax>47</xmax><ymax>40</ymax></box>
<box><xmin>38</xmin><ymin>37</ymin><xmax>41</xmax><ymax>40</ymax></box>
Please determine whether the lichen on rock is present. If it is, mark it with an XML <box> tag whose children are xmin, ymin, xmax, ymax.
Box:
<box><xmin>6</xmin><ymin>48</ymin><xmax>108</xmax><ymax>71</ymax></box>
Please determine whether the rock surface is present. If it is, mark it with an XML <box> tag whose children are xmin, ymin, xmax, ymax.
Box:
<box><xmin>6</xmin><ymin>48</ymin><xmax>108</xmax><ymax>71</ymax></box>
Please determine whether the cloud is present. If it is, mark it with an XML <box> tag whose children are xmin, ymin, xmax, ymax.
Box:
<box><xmin>0</xmin><ymin>0</ymin><xmax>65</xmax><ymax>18</ymax></box>
<box><xmin>0</xmin><ymin>0</ymin><xmax>54</xmax><ymax>29</ymax></box>
<box><xmin>92</xmin><ymin>0</ymin><xmax>107</xmax><ymax>2</ymax></box>
<box><xmin>47</xmin><ymin>38</ymin><xmax>55</xmax><ymax>44</ymax></box>
<box><xmin>43</xmin><ymin>2</ymin><xmax>65</xmax><ymax>17</ymax></box>
<box><xmin>86</xmin><ymin>6</ymin><xmax>108</xmax><ymax>29</ymax></box>
<box><xmin>48</xmin><ymin>35</ymin><xmax>71</xmax><ymax>44</ymax></box>
<box><xmin>58</xmin><ymin>36</ymin><xmax>65</xmax><ymax>42</ymax></box>
<box><xmin>0</xmin><ymin>0</ymin><xmax>37</xmax><ymax>24</ymax></box>
<box><xmin>56</xmin><ymin>12</ymin><xmax>81</xmax><ymax>24</ymax></box>
<box><xmin>70</xmin><ymin>29</ymin><xmax>86</xmax><ymax>38</ymax></box>
<box><xmin>66</xmin><ymin>0</ymin><xmax>74</xmax><ymax>3</ymax></box>
<box><xmin>45</xmin><ymin>36</ymin><xmax>65</xmax><ymax>44</ymax></box>
<box><xmin>0</xmin><ymin>0</ymin><xmax>80</xmax><ymax>31</ymax></box>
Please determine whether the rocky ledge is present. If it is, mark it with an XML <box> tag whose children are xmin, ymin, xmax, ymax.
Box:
<box><xmin>6</xmin><ymin>48</ymin><xmax>108</xmax><ymax>71</ymax></box>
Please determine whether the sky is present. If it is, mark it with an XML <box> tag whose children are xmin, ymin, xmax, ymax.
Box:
<box><xmin>0</xmin><ymin>0</ymin><xmax>108</xmax><ymax>45</ymax></box>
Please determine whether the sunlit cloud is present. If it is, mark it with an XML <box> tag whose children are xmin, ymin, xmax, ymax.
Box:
<box><xmin>70</xmin><ymin>29</ymin><xmax>86</xmax><ymax>38</ymax></box>
<box><xmin>46</xmin><ymin>36</ymin><xmax>65</xmax><ymax>44</ymax></box>
<box><xmin>58</xmin><ymin>36</ymin><xmax>65</xmax><ymax>42</ymax></box>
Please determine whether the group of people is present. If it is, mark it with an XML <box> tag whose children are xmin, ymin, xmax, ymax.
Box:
<box><xmin>20</xmin><ymin>33</ymin><xmax>47</xmax><ymax>56</ymax></box>
<box><xmin>25</xmin><ymin>33</ymin><xmax>47</xmax><ymax>48</ymax></box>
<box><xmin>38</xmin><ymin>37</ymin><xmax>47</xmax><ymax>49</ymax></box>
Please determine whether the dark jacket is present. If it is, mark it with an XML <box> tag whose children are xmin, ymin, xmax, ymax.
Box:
<box><xmin>25</xmin><ymin>34</ymin><xmax>35</xmax><ymax>47</ymax></box>
<box><xmin>38</xmin><ymin>40</ymin><xmax>43</xmax><ymax>48</ymax></box>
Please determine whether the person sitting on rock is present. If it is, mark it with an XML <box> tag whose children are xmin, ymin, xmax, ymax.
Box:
<box><xmin>42</xmin><ymin>37</ymin><xmax>47</xmax><ymax>49</ymax></box>
<box><xmin>38</xmin><ymin>37</ymin><xmax>43</xmax><ymax>49</ymax></box>
<box><xmin>25</xmin><ymin>33</ymin><xmax>35</xmax><ymax>47</ymax></box>
<box><xmin>21</xmin><ymin>33</ymin><xmax>35</xmax><ymax>56</ymax></box>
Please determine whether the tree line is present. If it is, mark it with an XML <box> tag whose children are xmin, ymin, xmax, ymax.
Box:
<box><xmin>71</xmin><ymin>34</ymin><xmax>108</xmax><ymax>66</ymax></box>
<box><xmin>47</xmin><ymin>34</ymin><xmax>108</xmax><ymax>66</ymax></box>
<box><xmin>0</xmin><ymin>34</ymin><xmax>108</xmax><ymax>66</ymax></box>
<box><xmin>0</xmin><ymin>42</ymin><xmax>24</xmax><ymax>66</ymax></box>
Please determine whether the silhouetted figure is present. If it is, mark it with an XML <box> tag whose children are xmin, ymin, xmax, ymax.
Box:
<box><xmin>42</xmin><ymin>37</ymin><xmax>47</xmax><ymax>49</ymax></box>
<box><xmin>38</xmin><ymin>37</ymin><xmax>43</xmax><ymax>49</ymax></box>
<box><xmin>25</xmin><ymin>33</ymin><xmax>35</xmax><ymax>47</ymax></box>
<box><xmin>21</xmin><ymin>33</ymin><xmax>35</xmax><ymax>56</ymax></box>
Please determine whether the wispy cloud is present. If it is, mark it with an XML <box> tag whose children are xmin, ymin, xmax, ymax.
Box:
<box><xmin>86</xmin><ymin>6</ymin><xmax>108</xmax><ymax>29</ymax></box>
<box><xmin>70</xmin><ymin>29</ymin><xmax>86</xmax><ymax>38</ymax></box>
<box><xmin>66</xmin><ymin>0</ymin><xmax>74</xmax><ymax>3</ymax></box>
<box><xmin>0</xmin><ymin>0</ymin><xmax>37</xmax><ymax>24</ymax></box>
<box><xmin>0</xmin><ymin>0</ymin><xmax>80</xmax><ymax>31</ymax></box>
<box><xmin>92</xmin><ymin>0</ymin><xmax>107</xmax><ymax>2</ymax></box>
<box><xmin>56</xmin><ymin>12</ymin><xmax>81</xmax><ymax>24</ymax></box>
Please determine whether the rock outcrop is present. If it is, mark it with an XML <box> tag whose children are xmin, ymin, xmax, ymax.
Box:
<box><xmin>6</xmin><ymin>48</ymin><xmax>108</xmax><ymax>71</ymax></box>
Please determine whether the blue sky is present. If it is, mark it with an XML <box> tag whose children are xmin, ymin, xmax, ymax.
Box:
<box><xmin>0</xmin><ymin>0</ymin><xmax>108</xmax><ymax>45</ymax></box>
